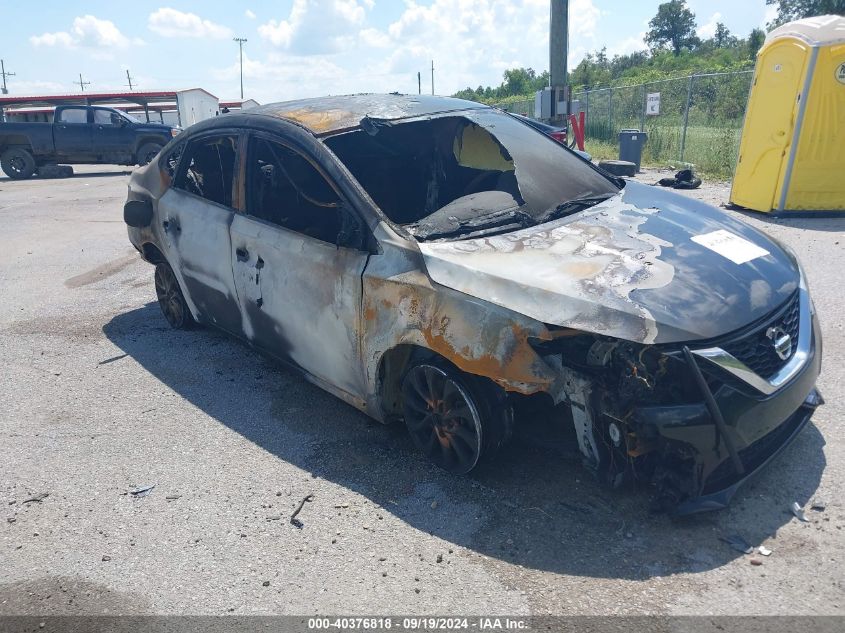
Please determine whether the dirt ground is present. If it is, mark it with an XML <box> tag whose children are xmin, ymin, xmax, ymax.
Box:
<box><xmin>1</xmin><ymin>165</ymin><xmax>843</xmax><ymax>618</ymax></box>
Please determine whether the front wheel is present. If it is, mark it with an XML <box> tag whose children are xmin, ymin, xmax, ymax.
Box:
<box><xmin>154</xmin><ymin>262</ymin><xmax>194</xmax><ymax>329</ymax></box>
<box><xmin>137</xmin><ymin>143</ymin><xmax>163</xmax><ymax>166</ymax></box>
<box><xmin>1</xmin><ymin>147</ymin><xmax>36</xmax><ymax>179</ymax></box>
<box><xmin>401</xmin><ymin>361</ymin><xmax>511</xmax><ymax>474</ymax></box>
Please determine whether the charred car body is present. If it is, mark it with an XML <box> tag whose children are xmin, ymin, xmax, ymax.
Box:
<box><xmin>124</xmin><ymin>94</ymin><xmax>822</xmax><ymax>513</ymax></box>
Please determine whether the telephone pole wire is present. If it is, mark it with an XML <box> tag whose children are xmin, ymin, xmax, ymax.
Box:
<box><xmin>75</xmin><ymin>73</ymin><xmax>91</xmax><ymax>92</ymax></box>
<box><xmin>1</xmin><ymin>59</ymin><xmax>15</xmax><ymax>95</ymax></box>
<box><xmin>233</xmin><ymin>37</ymin><xmax>247</xmax><ymax>99</ymax></box>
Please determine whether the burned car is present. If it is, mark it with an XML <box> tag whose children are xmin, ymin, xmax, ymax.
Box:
<box><xmin>124</xmin><ymin>94</ymin><xmax>822</xmax><ymax>514</ymax></box>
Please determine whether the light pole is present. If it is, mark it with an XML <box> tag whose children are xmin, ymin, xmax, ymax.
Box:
<box><xmin>233</xmin><ymin>37</ymin><xmax>247</xmax><ymax>99</ymax></box>
<box><xmin>550</xmin><ymin>0</ymin><xmax>569</xmax><ymax>121</ymax></box>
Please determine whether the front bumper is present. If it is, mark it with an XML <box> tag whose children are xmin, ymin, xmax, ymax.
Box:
<box><xmin>632</xmin><ymin>287</ymin><xmax>823</xmax><ymax>515</ymax></box>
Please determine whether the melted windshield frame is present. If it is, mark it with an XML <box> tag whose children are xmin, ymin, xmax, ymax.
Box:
<box><xmin>323</xmin><ymin>108</ymin><xmax>621</xmax><ymax>241</ymax></box>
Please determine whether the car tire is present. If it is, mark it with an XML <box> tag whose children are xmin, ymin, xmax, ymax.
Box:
<box><xmin>137</xmin><ymin>143</ymin><xmax>163</xmax><ymax>166</ymax></box>
<box><xmin>1</xmin><ymin>147</ymin><xmax>37</xmax><ymax>180</ymax></box>
<box><xmin>401</xmin><ymin>359</ymin><xmax>512</xmax><ymax>474</ymax></box>
<box><xmin>154</xmin><ymin>262</ymin><xmax>195</xmax><ymax>329</ymax></box>
<box><xmin>597</xmin><ymin>159</ymin><xmax>637</xmax><ymax>177</ymax></box>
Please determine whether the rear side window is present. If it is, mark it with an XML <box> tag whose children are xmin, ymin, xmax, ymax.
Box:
<box><xmin>93</xmin><ymin>109</ymin><xmax>121</xmax><ymax>125</ymax></box>
<box><xmin>58</xmin><ymin>108</ymin><xmax>88</xmax><ymax>124</ymax></box>
<box><xmin>173</xmin><ymin>135</ymin><xmax>238</xmax><ymax>208</ymax></box>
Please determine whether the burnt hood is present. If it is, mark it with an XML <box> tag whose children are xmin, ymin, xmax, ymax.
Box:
<box><xmin>418</xmin><ymin>181</ymin><xmax>800</xmax><ymax>344</ymax></box>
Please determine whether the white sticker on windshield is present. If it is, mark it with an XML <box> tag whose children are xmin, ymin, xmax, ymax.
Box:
<box><xmin>691</xmin><ymin>230</ymin><xmax>769</xmax><ymax>264</ymax></box>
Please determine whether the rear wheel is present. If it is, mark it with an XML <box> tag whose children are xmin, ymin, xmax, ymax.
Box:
<box><xmin>1</xmin><ymin>147</ymin><xmax>36</xmax><ymax>180</ymax></box>
<box><xmin>154</xmin><ymin>262</ymin><xmax>194</xmax><ymax>329</ymax></box>
<box><xmin>137</xmin><ymin>142</ymin><xmax>163</xmax><ymax>166</ymax></box>
<box><xmin>401</xmin><ymin>361</ymin><xmax>511</xmax><ymax>474</ymax></box>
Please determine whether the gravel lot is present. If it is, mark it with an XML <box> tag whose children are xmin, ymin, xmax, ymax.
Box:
<box><xmin>1</xmin><ymin>165</ymin><xmax>843</xmax><ymax>617</ymax></box>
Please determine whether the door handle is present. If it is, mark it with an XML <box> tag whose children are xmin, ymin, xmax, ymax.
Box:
<box><xmin>236</xmin><ymin>247</ymin><xmax>250</xmax><ymax>262</ymax></box>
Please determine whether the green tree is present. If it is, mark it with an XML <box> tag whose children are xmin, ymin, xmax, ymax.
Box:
<box><xmin>765</xmin><ymin>0</ymin><xmax>845</xmax><ymax>28</ymax></box>
<box><xmin>646</xmin><ymin>0</ymin><xmax>700</xmax><ymax>56</ymax></box>
<box><xmin>747</xmin><ymin>28</ymin><xmax>766</xmax><ymax>57</ymax></box>
<box><xmin>713</xmin><ymin>22</ymin><xmax>736</xmax><ymax>48</ymax></box>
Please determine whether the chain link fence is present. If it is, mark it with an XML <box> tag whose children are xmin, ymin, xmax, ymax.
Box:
<box><xmin>495</xmin><ymin>70</ymin><xmax>754</xmax><ymax>177</ymax></box>
<box><xmin>575</xmin><ymin>70</ymin><xmax>754</xmax><ymax>176</ymax></box>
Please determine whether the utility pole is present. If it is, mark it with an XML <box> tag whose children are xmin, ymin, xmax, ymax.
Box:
<box><xmin>1</xmin><ymin>59</ymin><xmax>15</xmax><ymax>95</ymax></box>
<box><xmin>233</xmin><ymin>37</ymin><xmax>247</xmax><ymax>99</ymax></box>
<box><xmin>76</xmin><ymin>73</ymin><xmax>91</xmax><ymax>92</ymax></box>
<box><xmin>417</xmin><ymin>71</ymin><xmax>421</xmax><ymax>95</ymax></box>
<box><xmin>125</xmin><ymin>69</ymin><xmax>135</xmax><ymax>91</ymax></box>
<box><xmin>431</xmin><ymin>59</ymin><xmax>434</xmax><ymax>95</ymax></box>
<box><xmin>550</xmin><ymin>0</ymin><xmax>569</xmax><ymax>121</ymax></box>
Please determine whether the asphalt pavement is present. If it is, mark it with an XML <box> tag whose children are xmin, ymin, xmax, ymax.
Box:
<box><xmin>1</xmin><ymin>165</ymin><xmax>843</xmax><ymax>617</ymax></box>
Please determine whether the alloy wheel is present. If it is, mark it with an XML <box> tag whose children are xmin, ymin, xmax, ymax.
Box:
<box><xmin>402</xmin><ymin>364</ymin><xmax>483</xmax><ymax>474</ymax></box>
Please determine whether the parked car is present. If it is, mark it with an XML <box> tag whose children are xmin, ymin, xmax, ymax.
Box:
<box><xmin>124</xmin><ymin>94</ymin><xmax>822</xmax><ymax>514</ymax></box>
<box><xmin>512</xmin><ymin>112</ymin><xmax>592</xmax><ymax>161</ymax></box>
<box><xmin>0</xmin><ymin>105</ymin><xmax>179</xmax><ymax>179</ymax></box>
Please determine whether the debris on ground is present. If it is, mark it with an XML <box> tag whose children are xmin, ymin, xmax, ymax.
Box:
<box><xmin>129</xmin><ymin>484</ymin><xmax>156</xmax><ymax>498</ymax></box>
<box><xmin>22</xmin><ymin>492</ymin><xmax>49</xmax><ymax>504</ymax></box>
<box><xmin>811</xmin><ymin>498</ymin><xmax>827</xmax><ymax>512</ymax></box>
<box><xmin>758</xmin><ymin>545</ymin><xmax>772</xmax><ymax>556</ymax></box>
<box><xmin>102</xmin><ymin>555</ymin><xmax>111</xmax><ymax>562</ymax></box>
<box><xmin>655</xmin><ymin>168</ymin><xmax>702</xmax><ymax>190</ymax></box>
<box><xmin>290</xmin><ymin>494</ymin><xmax>314</xmax><ymax>529</ymax></box>
<box><xmin>750</xmin><ymin>558</ymin><xmax>763</xmax><ymax>566</ymax></box>
<box><xmin>790</xmin><ymin>501</ymin><xmax>810</xmax><ymax>522</ymax></box>
<box><xmin>165</xmin><ymin>495</ymin><xmax>181</xmax><ymax>501</ymax></box>
<box><xmin>720</xmin><ymin>534</ymin><xmax>754</xmax><ymax>554</ymax></box>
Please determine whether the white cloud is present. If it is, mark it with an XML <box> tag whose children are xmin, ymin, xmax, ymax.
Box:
<box><xmin>359</xmin><ymin>27</ymin><xmax>391</xmax><ymax>48</ymax></box>
<box><xmin>148</xmin><ymin>8</ymin><xmax>232</xmax><ymax>39</ymax></box>
<box><xmin>697</xmin><ymin>12</ymin><xmax>722</xmax><ymax>39</ymax></box>
<box><xmin>763</xmin><ymin>5</ymin><xmax>779</xmax><ymax>28</ymax></box>
<box><xmin>245</xmin><ymin>9</ymin><xmax>256</xmax><ymax>20</ymax></box>
<box><xmin>258</xmin><ymin>0</ymin><xmax>371</xmax><ymax>53</ymax></box>
<box><xmin>607</xmin><ymin>33</ymin><xmax>648</xmax><ymax>58</ymax></box>
<box><xmin>30</xmin><ymin>15</ymin><xmax>131</xmax><ymax>50</ymax></box>
<box><xmin>571</xmin><ymin>0</ymin><xmax>601</xmax><ymax>38</ymax></box>
<box><xmin>219</xmin><ymin>0</ymin><xmax>605</xmax><ymax>101</ymax></box>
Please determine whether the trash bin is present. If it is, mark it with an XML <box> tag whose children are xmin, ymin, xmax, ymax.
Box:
<box><xmin>618</xmin><ymin>129</ymin><xmax>647</xmax><ymax>172</ymax></box>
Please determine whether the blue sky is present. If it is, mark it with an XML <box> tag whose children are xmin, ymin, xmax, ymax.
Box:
<box><xmin>0</xmin><ymin>1</ymin><xmax>778</xmax><ymax>103</ymax></box>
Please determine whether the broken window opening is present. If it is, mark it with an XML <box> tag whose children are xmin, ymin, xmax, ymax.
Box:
<box><xmin>245</xmin><ymin>136</ymin><xmax>343</xmax><ymax>245</ymax></box>
<box><xmin>324</xmin><ymin>111</ymin><xmax>619</xmax><ymax>241</ymax></box>
<box><xmin>162</xmin><ymin>141</ymin><xmax>185</xmax><ymax>179</ymax></box>
<box><xmin>174</xmin><ymin>135</ymin><xmax>237</xmax><ymax>208</ymax></box>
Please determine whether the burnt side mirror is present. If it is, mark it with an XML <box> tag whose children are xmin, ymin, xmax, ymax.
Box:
<box><xmin>124</xmin><ymin>199</ymin><xmax>154</xmax><ymax>228</ymax></box>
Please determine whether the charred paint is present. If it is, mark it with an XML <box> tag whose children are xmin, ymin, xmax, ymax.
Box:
<box><xmin>419</xmin><ymin>195</ymin><xmax>676</xmax><ymax>344</ymax></box>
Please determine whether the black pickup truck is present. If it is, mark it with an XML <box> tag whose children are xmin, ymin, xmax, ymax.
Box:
<box><xmin>0</xmin><ymin>105</ymin><xmax>179</xmax><ymax>179</ymax></box>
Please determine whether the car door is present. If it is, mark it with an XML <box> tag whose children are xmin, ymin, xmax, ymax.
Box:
<box><xmin>91</xmin><ymin>108</ymin><xmax>133</xmax><ymax>163</ymax></box>
<box><xmin>54</xmin><ymin>107</ymin><xmax>93</xmax><ymax>160</ymax></box>
<box><xmin>229</xmin><ymin>132</ymin><xmax>369</xmax><ymax>400</ymax></box>
<box><xmin>156</xmin><ymin>132</ymin><xmax>243</xmax><ymax>334</ymax></box>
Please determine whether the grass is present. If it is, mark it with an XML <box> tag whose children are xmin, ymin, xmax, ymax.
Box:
<box><xmin>582</xmin><ymin>124</ymin><xmax>741</xmax><ymax>180</ymax></box>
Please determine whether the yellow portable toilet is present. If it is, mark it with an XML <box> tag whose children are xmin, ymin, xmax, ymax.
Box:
<box><xmin>731</xmin><ymin>15</ymin><xmax>845</xmax><ymax>213</ymax></box>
